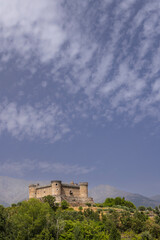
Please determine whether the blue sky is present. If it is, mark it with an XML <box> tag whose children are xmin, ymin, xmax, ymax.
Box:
<box><xmin>0</xmin><ymin>0</ymin><xmax>160</xmax><ymax>196</ymax></box>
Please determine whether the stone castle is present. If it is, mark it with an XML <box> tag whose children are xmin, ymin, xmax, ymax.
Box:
<box><xmin>29</xmin><ymin>180</ymin><xmax>94</xmax><ymax>206</ymax></box>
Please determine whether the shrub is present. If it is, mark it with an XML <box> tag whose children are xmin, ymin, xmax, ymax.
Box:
<box><xmin>108</xmin><ymin>209</ymin><xmax>115</xmax><ymax>213</ymax></box>
<box><xmin>146</xmin><ymin>207</ymin><xmax>153</xmax><ymax>211</ymax></box>
<box><xmin>85</xmin><ymin>203</ymin><xmax>91</xmax><ymax>207</ymax></box>
<box><xmin>141</xmin><ymin>231</ymin><xmax>152</xmax><ymax>240</ymax></box>
<box><xmin>42</xmin><ymin>195</ymin><xmax>57</xmax><ymax>210</ymax></box>
<box><xmin>103</xmin><ymin>197</ymin><xmax>136</xmax><ymax>209</ymax></box>
<box><xmin>61</xmin><ymin>200</ymin><xmax>69</xmax><ymax>210</ymax></box>
<box><xmin>78</xmin><ymin>206</ymin><xmax>83</xmax><ymax>211</ymax></box>
<box><xmin>11</xmin><ymin>203</ymin><xmax>17</xmax><ymax>207</ymax></box>
<box><xmin>109</xmin><ymin>226</ymin><xmax>121</xmax><ymax>240</ymax></box>
<box><xmin>138</xmin><ymin>206</ymin><xmax>146</xmax><ymax>211</ymax></box>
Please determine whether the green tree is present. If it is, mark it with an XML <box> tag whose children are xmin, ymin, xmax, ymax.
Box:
<box><xmin>86</xmin><ymin>203</ymin><xmax>91</xmax><ymax>207</ymax></box>
<box><xmin>43</xmin><ymin>195</ymin><xmax>58</xmax><ymax>211</ymax></box>
<box><xmin>138</xmin><ymin>206</ymin><xmax>146</xmax><ymax>211</ymax></box>
<box><xmin>103</xmin><ymin>197</ymin><xmax>136</xmax><ymax>209</ymax></box>
<box><xmin>109</xmin><ymin>226</ymin><xmax>121</xmax><ymax>240</ymax></box>
<box><xmin>132</xmin><ymin>211</ymin><xmax>147</xmax><ymax>234</ymax></box>
<box><xmin>141</xmin><ymin>231</ymin><xmax>152</xmax><ymax>240</ymax></box>
<box><xmin>78</xmin><ymin>206</ymin><xmax>83</xmax><ymax>211</ymax></box>
<box><xmin>61</xmin><ymin>200</ymin><xmax>69</xmax><ymax>210</ymax></box>
<box><xmin>84</xmin><ymin>208</ymin><xmax>100</xmax><ymax>221</ymax></box>
<box><xmin>0</xmin><ymin>205</ymin><xmax>7</xmax><ymax>239</ymax></box>
<box><xmin>120</xmin><ymin>211</ymin><xmax>132</xmax><ymax>231</ymax></box>
<box><xmin>10</xmin><ymin>198</ymin><xmax>55</xmax><ymax>239</ymax></box>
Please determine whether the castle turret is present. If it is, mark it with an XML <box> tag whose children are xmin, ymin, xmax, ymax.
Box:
<box><xmin>29</xmin><ymin>184</ymin><xmax>36</xmax><ymax>198</ymax></box>
<box><xmin>79</xmin><ymin>182</ymin><xmax>88</xmax><ymax>198</ymax></box>
<box><xmin>51</xmin><ymin>180</ymin><xmax>62</xmax><ymax>196</ymax></box>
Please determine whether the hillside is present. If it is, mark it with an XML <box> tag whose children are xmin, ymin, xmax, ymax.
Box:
<box><xmin>89</xmin><ymin>184</ymin><xmax>160</xmax><ymax>208</ymax></box>
<box><xmin>150</xmin><ymin>195</ymin><xmax>160</xmax><ymax>203</ymax></box>
<box><xmin>0</xmin><ymin>176</ymin><xmax>30</xmax><ymax>205</ymax></box>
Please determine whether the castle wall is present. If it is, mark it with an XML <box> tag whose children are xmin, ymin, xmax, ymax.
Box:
<box><xmin>61</xmin><ymin>185</ymin><xmax>80</xmax><ymax>197</ymax></box>
<box><xmin>36</xmin><ymin>185</ymin><xmax>52</xmax><ymax>198</ymax></box>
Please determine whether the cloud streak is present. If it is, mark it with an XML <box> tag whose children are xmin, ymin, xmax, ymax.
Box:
<box><xmin>0</xmin><ymin>101</ymin><xmax>70</xmax><ymax>141</ymax></box>
<box><xmin>0</xmin><ymin>159</ymin><xmax>94</xmax><ymax>176</ymax></box>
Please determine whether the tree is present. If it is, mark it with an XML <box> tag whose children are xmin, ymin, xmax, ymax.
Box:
<box><xmin>0</xmin><ymin>205</ymin><xmax>6</xmax><ymax>239</ymax></box>
<box><xmin>109</xmin><ymin>226</ymin><xmax>121</xmax><ymax>240</ymax></box>
<box><xmin>103</xmin><ymin>197</ymin><xmax>136</xmax><ymax>209</ymax></box>
<box><xmin>9</xmin><ymin>198</ymin><xmax>54</xmax><ymax>239</ymax></box>
<box><xmin>86</xmin><ymin>203</ymin><xmax>91</xmax><ymax>207</ymax></box>
<box><xmin>43</xmin><ymin>195</ymin><xmax>58</xmax><ymax>211</ymax></box>
<box><xmin>141</xmin><ymin>231</ymin><xmax>152</xmax><ymax>240</ymax></box>
<box><xmin>61</xmin><ymin>200</ymin><xmax>69</xmax><ymax>210</ymax></box>
<box><xmin>78</xmin><ymin>206</ymin><xmax>83</xmax><ymax>211</ymax></box>
<box><xmin>138</xmin><ymin>206</ymin><xmax>146</xmax><ymax>211</ymax></box>
<box><xmin>120</xmin><ymin>211</ymin><xmax>132</xmax><ymax>231</ymax></box>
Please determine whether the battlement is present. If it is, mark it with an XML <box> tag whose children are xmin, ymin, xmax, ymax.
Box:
<box><xmin>29</xmin><ymin>180</ymin><xmax>94</xmax><ymax>206</ymax></box>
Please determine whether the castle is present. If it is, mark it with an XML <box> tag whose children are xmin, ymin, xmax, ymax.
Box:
<box><xmin>29</xmin><ymin>180</ymin><xmax>94</xmax><ymax>206</ymax></box>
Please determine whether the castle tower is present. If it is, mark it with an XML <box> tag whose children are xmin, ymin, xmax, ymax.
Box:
<box><xmin>29</xmin><ymin>184</ymin><xmax>36</xmax><ymax>198</ymax></box>
<box><xmin>51</xmin><ymin>180</ymin><xmax>62</xmax><ymax>196</ymax></box>
<box><xmin>79</xmin><ymin>182</ymin><xmax>88</xmax><ymax>198</ymax></box>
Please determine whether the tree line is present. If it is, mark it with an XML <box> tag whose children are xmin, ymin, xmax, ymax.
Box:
<box><xmin>0</xmin><ymin>196</ymin><xmax>160</xmax><ymax>239</ymax></box>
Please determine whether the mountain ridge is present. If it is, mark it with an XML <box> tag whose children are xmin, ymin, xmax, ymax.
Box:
<box><xmin>89</xmin><ymin>184</ymin><xmax>160</xmax><ymax>208</ymax></box>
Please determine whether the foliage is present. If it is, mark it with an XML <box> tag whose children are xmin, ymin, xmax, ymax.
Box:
<box><xmin>11</xmin><ymin>203</ymin><xmax>17</xmax><ymax>207</ymax></box>
<box><xmin>109</xmin><ymin>226</ymin><xmax>121</xmax><ymax>240</ymax></box>
<box><xmin>103</xmin><ymin>197</ymin><xmax>136</xmax><ymax>209</ymax></box>
<box><xmin>78</xmin><ymin>206</ymin><xmax>83</xmax><ymax>211</ymax></box>
<box><xmin>1</xmin><ymin>198</ymin><xmax>160</xmax><ymax>239</ymax></box>
<box><xmin>85</xmin><ymin>203</ymin><xmax>91</xmax><ymax>207</ymax></box>
<box><xmin>0</xmin><ymin>205</ymin><xmax>7</xmax><ymax>239</ymax></box>
<box><xmin>138</xmin><ymin>206</ymin><xmax>146</xmax><ymax>211</ymax></box>
<box><xmin>61</xmin><ymin>200</ymin><xmax>69</xmax><ymax>210</ymax></box>
<box><xmin>141</xmin><ymin>231</ymin><xmax>152</xmax><ymax>240</ymax></box>
<box><xmin>42</xmin><ymin>195</ymin><xmax>58</xmax><ymax>211</ymax></box>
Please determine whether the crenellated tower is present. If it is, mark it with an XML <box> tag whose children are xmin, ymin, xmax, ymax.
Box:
<box><xmin>51</xmin><ymin>180</ymin><xmax>62</xmax><ymax>196</ymax></box>
<box><xmin>29</xmin><ymin>184</ymin><xmax>36</xmax><ymax>198</ymax></box>
<box><xmin>79</xmin><ymin>182</ymin><xmax>88</xmax><ymax>198</ymax></box>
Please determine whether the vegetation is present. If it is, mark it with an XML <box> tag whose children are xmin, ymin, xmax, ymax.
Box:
<box><xmin>1</xmin><ymin>196</ymin><xmax>160</xmax><ymax>239</ymax></box>
<box><xmin>102</xmin><ymin>197</ymin><xmax>136</xmax><ymax>209</ymax></box>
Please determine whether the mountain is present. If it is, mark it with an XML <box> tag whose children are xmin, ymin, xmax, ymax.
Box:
<box><xmin>0</xmin><ymin>176</ymin><xmax>48</xmax><ymax>206</ymax></box>
<box><xmin>89</xmin><ymin>185</ymin><xmax>160</xmax><ymax>208</ymax></box>
<box><xmin>0</xmin><ymin>176</ymin><xmax>30</xmax><ymax>206</ymax></box>
<box><xmin>0</xmin><ymin>176</ymin><xmax>159</xmax><ymax>208</ymax></box>
<box><xmin>150</xmin><ymin>195</ymin><xmax>160</xmax><ymax>203</ymax></box>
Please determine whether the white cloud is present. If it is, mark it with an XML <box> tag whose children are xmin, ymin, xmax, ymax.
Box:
<box><xmin>0</xmin><ymin>159</ymin><xmax>94</xmax><ymax>176</ymax></box>
<box><xmin>38</xmin><ymin>161</ymin><xmax>95</xmax><ymax>175</ymax></box>
<box><xmin>0</xmin><ymin>0</ymin><xmax>66</xmax><ymax>63</ymax></box>
<box><xmin>0</xmin><ymin>101</ymin><xmax>70</xmax><ymax>141</ymax></box>
<box><xmin>41</xmin><ymin>81</ymin><xmax>47</xmax><ymax>88</ymax></box>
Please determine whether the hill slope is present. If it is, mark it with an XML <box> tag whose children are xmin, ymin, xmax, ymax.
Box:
<box><xmin>89</xmin><ymin>185</ymin><xmax>160</xmax><ymax>208</ymax></box>
<box><xmin>150</xmin><ymin>195</ymin><xmax>160</xmax><ymax>203</ymax></box>
<box><xmin>0</xmin><ymin>176</ymin><xmax>30</xmax><ymax>205</ymax></box>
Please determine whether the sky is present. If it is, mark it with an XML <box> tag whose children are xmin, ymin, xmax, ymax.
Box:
<box><xmin>0</xmin><ymin>0</ymin><xmax>160</xmax><ymax>196</ymax></box>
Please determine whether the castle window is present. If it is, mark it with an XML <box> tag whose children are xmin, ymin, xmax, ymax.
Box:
<box><xmin>56</xmin><ymin>183</ymin><xmax>58</xmax><ymax>186</ymax></box>
<box><xmin>70</xmin><ymin>190</ymin><xmax>73</xmax><ymax>196</ymax></box>
<box><xmin>57</xmin><ymin>189</ymin><xmax>58</xmax><ymax>191</ymax></box>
